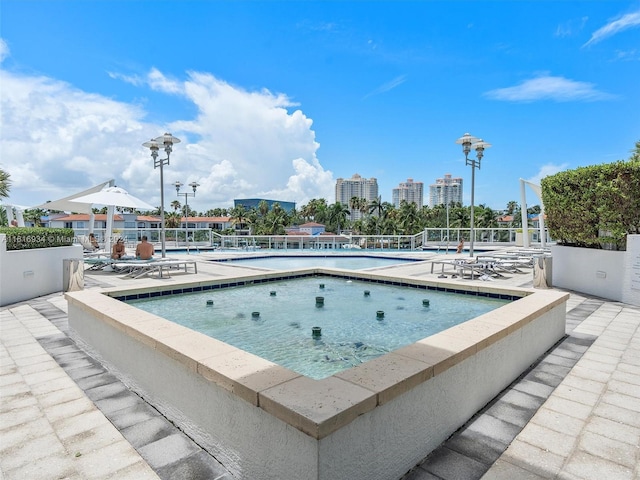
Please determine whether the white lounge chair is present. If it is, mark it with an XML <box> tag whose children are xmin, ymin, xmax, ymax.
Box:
<box><xmin>113</xmin><ymin>258</ymin><xmax>198</xmax><ymax>279</ymax></box>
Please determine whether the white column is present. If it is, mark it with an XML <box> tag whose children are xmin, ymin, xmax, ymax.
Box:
<box><xmin>519</xmin><ymin>179</ymin><xmax>529</xmax><ymax>248</ymax></box>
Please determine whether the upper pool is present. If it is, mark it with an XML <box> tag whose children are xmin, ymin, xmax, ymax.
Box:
<box><xmin>210</xmin><ymin>255</ymin><xmax>421</xmax><ymax>270</ymax></box>
<box><xmin>127</xmin><ymin>276</ymin><xmax>509</xmax><ymax>379</ymax></box>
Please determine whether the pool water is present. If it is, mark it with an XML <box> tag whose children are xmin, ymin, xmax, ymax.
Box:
<box><xmin>128</xmin><ymin>277</ymin><xmax>509</xmax><ymax>379</ymax></box>
<box><xmin>211</xmin><ymin>255</ymin><xmax>420</xmax><ymax>270</ymax></box>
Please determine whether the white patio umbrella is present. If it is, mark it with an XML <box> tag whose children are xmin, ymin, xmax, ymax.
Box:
<box><xmin>34</xmin><ymin>179</ymin><xmax>115</xmax><ymax>235</ymax></box>
<box><xmin>70</xmin><ymin>186</ymin><xmax>154</xmax><ymax>255</ymax></box>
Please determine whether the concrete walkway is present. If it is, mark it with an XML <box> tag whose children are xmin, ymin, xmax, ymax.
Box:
<box><xmin>1</xmin><ymin>254</ymin><xmax>639</xmax><ymax>479</ymax></box>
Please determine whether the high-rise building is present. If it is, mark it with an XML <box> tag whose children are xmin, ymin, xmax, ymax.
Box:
<box><xmin>335</xmin><ymin>174</ymin><xmax>379</xmax><ymax>222</ymax></box>
<box><xmin>429</xmin><ymin>174</ymin><xmax>463</xmax><ymax>207</ymax></box>
<box><xmin>392</xmin><ymin>178</ymin><xmax>423</xmax><ymax>208</ymax></box>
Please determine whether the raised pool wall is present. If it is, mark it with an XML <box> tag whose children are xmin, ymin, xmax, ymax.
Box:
<box><xmin>66</xmin><ymin>268</ymin><xmax>568</xmax><ymax>480</ymax></box>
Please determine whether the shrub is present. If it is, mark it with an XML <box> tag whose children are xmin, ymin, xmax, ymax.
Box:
<box><xmin>0</xmin><ymin>227</ymin><xmax>75</xmax><ymax>251</ymax></box>
<box><xmin>541</xmin><ymin>158</ymin><xmax>640</xmax><ymax>250</ymax></box>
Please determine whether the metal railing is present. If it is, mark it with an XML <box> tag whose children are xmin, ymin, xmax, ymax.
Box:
<box><xmin>73</xmin><ymin>227</ymin><xmax>552</xmax><ymax>252</ymax></box>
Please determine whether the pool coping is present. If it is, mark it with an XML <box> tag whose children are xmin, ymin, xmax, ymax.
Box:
<box><xmin>65</xmin><ymin>267</ymin><xmax>568</xmax><ymax>440</ymax></box>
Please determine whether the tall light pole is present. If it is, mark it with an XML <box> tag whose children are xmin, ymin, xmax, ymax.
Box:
<box><xmin>174</xmin><ymin>181</ymin><xmax>199</xmax><ymax>254</ymax></box>
<box><xmin>456</xmin><ymin>133</ymin><xmax>491</xmax><ymax>257</ymax></box>
<box><xmin>142</xmin><ymin>133</ymin><xmax>181</xmax><ymax>258</ymax></box>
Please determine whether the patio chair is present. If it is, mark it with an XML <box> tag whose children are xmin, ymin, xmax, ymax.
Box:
<box><xmin>79</xmin><ymin>235</ymin><xmax>100</xmax><ymax>253</ymax></box>
<box><xmin>113</xmin><ymin>258</ymin><xmax>198</xmax><ymax>279</ymax></box>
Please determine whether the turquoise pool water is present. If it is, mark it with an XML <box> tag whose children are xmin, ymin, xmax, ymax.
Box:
<box><xmin>211</xmin><ymin>255</ymin><xmax>420</xmax><ymax>270</ymax></box>
<box><xmin>128</xmin><ymin>277</ymin><xmax>509</xmax><ymax>379</ymax></box>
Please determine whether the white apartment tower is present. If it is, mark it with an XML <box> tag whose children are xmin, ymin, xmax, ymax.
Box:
<box><xmin>335</xmin><ymin>173</ymin><xmax>379</xmax><ymax>221</ymax></box>
<box><xmin>392</xmin><ymin>178</ymin><xmax>424</xmax><ymax>208</ymax></box>
<box><xmin>429</xmin><ymin>174</ymin><xmax>463</xmax><ymax>207</ymax></box>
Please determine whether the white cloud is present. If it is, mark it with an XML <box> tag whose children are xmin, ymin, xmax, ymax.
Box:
<box><xmin>170</xmin><ymin>71</ymin><xmax>332</xmax><ymax>206</ymax></box>
<box><xmin>583</xmin><ymin>10</ymin><xmax>640</xmax><ymax>47</ymax></box>
<box><xmin>613</xmin><ymin>49</ymin><xmax>640</xmax><ymax>61</ymax></box>
<box><xmin>0</xmin><ymin>62</ymin><xmax>334</xmax><ymax>211</ymax></box>
<box><xmin>147</xmin><ymin>68</ymin><xmax>184</xmax><ymax>95</ymax></box>
<box><xmin>107</xmin><ymin>71</ymin><xmax>144</xmax><ymax>86</ymax></box>
<box><xmin>0</xmin><ymin>69</ymin><xmax>149</xmax><ymax>204</ymax></box>
<box><xmin>555</xmin><ymin>16</ymin><xmax>588</xmax><ymax>38</ymax></box>
<box><xmin>484</xmin><ymin>74</ymin><xmax>614</xmax><ymax>102</ymax></box>
<box><xmin>0</xmin><ymin>39</ymin><xmax>9</xmax><ymax>63</ymax></box>
<box><xmin>363</xmin><ymin>75</ymin><xmax>407</xmax><ymax>100</ymax></box>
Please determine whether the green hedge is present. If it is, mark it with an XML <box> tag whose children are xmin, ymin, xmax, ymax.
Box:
<box><xmin>541</xmin><ymin>160</ymin><xmax>640</xmax><ymax>250</ymax></box>
<box><xmin>0</xmin><ymin>227</ymin><xmax>76</xmax><ymax>251</ymax></box>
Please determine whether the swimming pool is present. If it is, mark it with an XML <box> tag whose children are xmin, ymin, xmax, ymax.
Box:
<box><xmin>210</xmin><ymin>255</ymin><xmax>421</xmax><ymax>270</ymax></box>
<box><xmin>128</xmin><ymin>276</ymin><xmax>508</xmax><ymax>379</ymax></box>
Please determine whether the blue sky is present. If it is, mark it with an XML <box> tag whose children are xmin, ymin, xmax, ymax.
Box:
<box><xmin>1</xmin><ymin>1</ymin><xmax>639</xmax><ymax>213</ymax></box>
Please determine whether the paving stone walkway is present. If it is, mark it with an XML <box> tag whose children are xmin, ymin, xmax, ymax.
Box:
<box><xmin>1</xmin><ymin>268</ymin><xmax>639</xmax><ymax>480</ymax></box>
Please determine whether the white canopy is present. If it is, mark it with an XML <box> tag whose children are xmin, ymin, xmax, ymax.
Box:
<box><xmin>34</xmin><ymin>180</ymin><xmax>114</xmax><ymax>214</ymax></box>
<box><xmin>70</xmin><ymin>186</ymin><xmax>154</xmax><ymax>255</ymax></box>
<box><xmin>70</xmin><ymin>186</ymin><xmax>154</xmax><ymax>211</ymax></box>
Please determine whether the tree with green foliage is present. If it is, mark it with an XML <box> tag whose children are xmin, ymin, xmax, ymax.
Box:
<box><xmin>229</xmin><ymin>204</ymin><xmax>250</xmax><ymax>233</ymax></box>
<box><xmin>23</xmin><ymin>208</ymin><xmax>47</xmax><ymax>227</ymax></box>
<box><xmin>0</xmin><ymin>168</ymin><xmax>11</xmax><ymax>199</ymax></box>
<box><xmin>630</xmin><ymin>140</ymin><xmax>640</xmax><ymax>162</ymax></box>
<box><xmin>396</xmin><ymin>200</ymin><xmax>420</xmax><ymax>234</ymax></box>
<box><xmin>326</xmin><ymin>202</ymin><xmax>350</xmax><ymax>233</ymax></box>
<box><xmin>263</xmin><ymin>203</ymin><xmax>289</xmax><ymax>235</ymax></box>
<box><xmin>542</xmin><ymin>141</ymin><xmax>640</xmax><ymax>249</ymax></box>
<box><xmin>165</xmin><ymin>212</ymin><xmax>181</xmax><ymax>228</ymax></box>
<box><xmin>505</xmin><ymin>200</ymin><xmax>518</xmax><ymax>216</ymax></box>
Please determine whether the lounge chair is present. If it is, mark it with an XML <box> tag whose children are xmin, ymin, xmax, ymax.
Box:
<box><xmin>112</xmin><ymin>258</ymin><xmax>198</xmax><ymax>279</ymax></box>
<box><xmin>83</xmin><ymin>253</ymin><xmax>116</xmax><ymax>270</ymax></box>
<box><xmin>430</xmin><ymin>258</ymin><xmax>507</xmax><ymax>280</ymax></box>
<box><xmin>79</xmin><ymin>235</ymin><xmax>104</xmax><ymax>253</ymax></box>
<box><xmin>111</xmin><ymin>258</ymin><xmax>156</xmax><ymax>276</ymax></box>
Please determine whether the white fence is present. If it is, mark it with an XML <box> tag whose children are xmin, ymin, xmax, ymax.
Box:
<box><xmin>72</xmin><ymin>227</ymin><xmax>552</xmax><ymax>251</ymax></box>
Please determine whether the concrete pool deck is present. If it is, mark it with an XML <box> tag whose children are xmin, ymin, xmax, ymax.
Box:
<box><xmin>1</xmin><ymin>250</ymin><xmax>639</xmax><ymax>479</ymax></box>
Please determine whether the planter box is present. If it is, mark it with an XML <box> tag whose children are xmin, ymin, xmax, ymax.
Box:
<box><xmin>550</xmin><ymin>234</ymin><xmax>640</xmax><ymax>306</ymax></box>
<box><xmin>0</xmin><ymin>234</ymin><xmax>82</xmax><ymax>306</ymax></box>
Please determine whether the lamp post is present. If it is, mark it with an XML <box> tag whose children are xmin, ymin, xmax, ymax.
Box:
<box><xmin>455</xmin><ymin>133</ymin><xmax>491</xmax><ymax>257</ymax></box>
<box><xmin>142</xmin><ymin>133</ymin><xmax>181</xmax><ymax>258</ymax></box>
<box><xmin>174</xmin><ymin>181</ymin><xmax>199</xmax><ymax>254</ymax></box>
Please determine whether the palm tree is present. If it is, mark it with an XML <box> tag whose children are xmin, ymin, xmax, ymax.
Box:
<box><xmin>303</xmin><ymin>198</ymin><xmax>328</xmax><ymax>224</ymax></box>
<box><xmin>288</xmin><ymin>207</ymin><xmax>303</xmax><ymax>226</ymax></box>
<box><xmin>171</xmin><ymin>200</ymin><xmax>181</xmax><ymax>213</ymax></box>
<box><xmin>299</xmin><ymin>202</ymin><xmax>314</xmax><ymax>222</ymax></box>
<box><xmin>505</xmin><ymin>200</ymin><xmax>518</xmax><ymax>216</ymax></box>
<box><xmin>327</xmin><ymin>202</ymin><xmax>350</xmax><ymax>233</ymax></box>
<box><xmin>449</xmin><ymin>205</ymin><xmax>469</xmax><ymax>230</ymax></box>
<box><xmin>349</xmin><ymin>197</ymin><xmax>362</xmax><ymax>221</ymax></box>
<box><xmin>258</xmin><ymin>200</ymin><xmax>269</xmax><ymax>218</ymax></box>
<box><xmin>0</xmin><ymin>168</ymin><xmax>11</xmax><ymax>199</ymax></box>
<box><xmin>396</xmin><ymin>201</ymin><xmax>420</xmax><ymax>234</ymax></box>
<box><xmin>264</xmin><ymin>203</ymin><xmax>288</xmax><ymax>234</ymax></box>
<box><xmin>23</xmin><ymin>208</ymin><xmax>47</xmax><ymax>227</ymax></box>
<box><xmin>206</xmin><ymin>208</ymin><xmax>228</xmax><ymax>217</ymax></box>
<box><xmin>475</xmin><ymin>205</ymin><xmax>498</xmax><ymax>228</ymax></box>
<box><xmin>165</xmin><ymin>212</ymin><xmax>181</xmax><ymax>228</ymax></box>
<box><xmin>368</xmin><ymin>196</ymin><xmax>384</xmax><ymax>218</ymax></box>
<box><xmin>229</xmin><ymin>205</ymin><xmax>249</xmax><ymax>233</ymax></box>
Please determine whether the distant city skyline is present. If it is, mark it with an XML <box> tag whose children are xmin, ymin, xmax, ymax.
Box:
<box><xmin>1</xmin><ymin>2</ymin><xmax>638</xmax><ymax>212</ymax></box>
